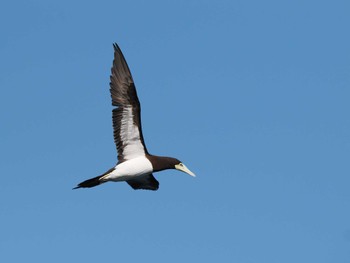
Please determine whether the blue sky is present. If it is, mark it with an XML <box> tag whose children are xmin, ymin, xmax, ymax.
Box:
<box><xmin>1</xmin><ymin>0</ymin><xmax>349</xmax><ymax>262</ymax></box>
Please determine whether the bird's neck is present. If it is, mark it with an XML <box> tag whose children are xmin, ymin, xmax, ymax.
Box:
<box><xmin>146</xmin><ymin>155</ymin><xmax>178</xmax><ymax>172</ymax></box>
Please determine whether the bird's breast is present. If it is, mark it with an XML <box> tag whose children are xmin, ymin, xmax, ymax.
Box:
<box><xmin>106</xmin><ymin>156</ymin><xmax>153</xmax><ymax>182</ymax></box>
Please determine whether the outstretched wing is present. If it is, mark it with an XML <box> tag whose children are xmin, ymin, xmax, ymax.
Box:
<box><xmin>127</xmin><ymin>174</ymin><xmax>159</xmax><ymax>191</ymax></box>
<box><xmin>110</xmin><ymin>43</ymin><xmax>148</xmax><ymax>163</ymax></box>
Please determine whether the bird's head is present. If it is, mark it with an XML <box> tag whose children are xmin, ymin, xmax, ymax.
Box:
<box><xmin>149</xmin><ymin>156</ymin><xmax>195</xmax><ymax>176</ymax></box>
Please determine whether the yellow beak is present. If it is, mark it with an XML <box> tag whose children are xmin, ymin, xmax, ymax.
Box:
<box><xmin>175</xmin><ymin>163</ymin><xmax>196</xmax><ymax>177</ymax></box>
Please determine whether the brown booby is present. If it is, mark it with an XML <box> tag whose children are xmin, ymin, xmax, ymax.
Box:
<box><xmin>74</xmin><ymin>43</ymin><xmax>195</xmax><ymax>191</ymax></box>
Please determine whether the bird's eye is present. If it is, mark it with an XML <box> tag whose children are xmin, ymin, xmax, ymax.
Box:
<box><xmin>179</xmin><ymin>163</ymin><xmax>183</xmax><ymax>166</ymax></box>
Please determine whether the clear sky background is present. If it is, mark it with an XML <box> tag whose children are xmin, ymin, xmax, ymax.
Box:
<box><xmin>1</xmin><ymin>0</ymin><xmax>349</xmax><ymax>262</ymax></box>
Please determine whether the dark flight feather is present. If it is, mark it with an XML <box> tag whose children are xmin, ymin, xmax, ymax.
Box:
<box><xmin>110</xmin><ymin>43</ymin><xmax>149</xmax><ymax>162</ymax></box>
<box><xmin>127</xmin><ymin>174</ymin><xmax>159</xmax><ymax>191</ymax></box>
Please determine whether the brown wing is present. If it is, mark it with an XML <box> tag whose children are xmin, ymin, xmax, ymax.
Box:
<box><xmin>110</xmin><ymin>43</ymin><xmax>149</xmax><ymax>163</ymax></box>
<box><xmin>126</xmin><ymin>174</ymin><xmax>159</xmax><ymax>191</ymax></box>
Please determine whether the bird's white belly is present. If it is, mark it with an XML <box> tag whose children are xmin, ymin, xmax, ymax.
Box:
<box><xmin>106</xmin><ymin>156</ymin><xmax>153</xmax><ymax>182</ymax></box>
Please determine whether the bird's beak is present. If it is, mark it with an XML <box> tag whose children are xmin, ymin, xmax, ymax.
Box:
<box><xmin>175</xmin><ymin>163</ymin><xmax>196</xmax><ymax>177</ymax></box>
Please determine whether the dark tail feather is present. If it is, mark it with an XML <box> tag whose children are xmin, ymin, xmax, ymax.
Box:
<box><xmin>73</xmin><ymin>175</ymin><xmax>103</xmax><ymax>189</ymax></box>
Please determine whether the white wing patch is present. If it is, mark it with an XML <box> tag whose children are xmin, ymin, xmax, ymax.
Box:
<box><xmin>120</xmin><ymin>107</ymin><xmax>145</xmax><ymax>160</ymax></box>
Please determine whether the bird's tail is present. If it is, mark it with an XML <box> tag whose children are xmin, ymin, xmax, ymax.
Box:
<box><xmin>73</xmin><ymin>175</ymin><xmax>104</xmax><ymax>189</ymax></box>
<box><xmin>73</xmin><ymin>167</ymin><xmax>115</xmax><ymax>190</ymax></box>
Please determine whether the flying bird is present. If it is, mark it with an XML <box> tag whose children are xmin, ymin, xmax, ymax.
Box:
<box><xmin>74</xmin><ymin>43</ymin><xmax>195</xmax><ymax>191</ymax></box>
